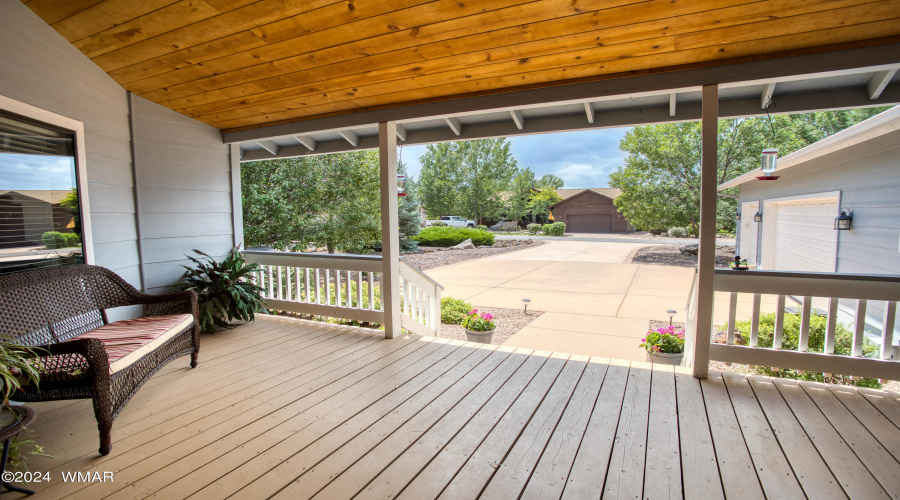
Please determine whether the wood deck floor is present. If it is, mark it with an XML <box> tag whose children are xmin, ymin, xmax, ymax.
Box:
<box><xmin>22</xmin><ymin>315</ymin><xmax>900</xmax><ymax>499</ymax></box>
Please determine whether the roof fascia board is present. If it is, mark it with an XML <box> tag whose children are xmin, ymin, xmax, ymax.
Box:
<box><xmin>223</xmin><ymin>44</ymin><xmax>900</xmax><ymax>144</ymax></box>
<box><xmin>718</xmin><ymin>105</ymin><xmax>900</xmax><ymax>191</ymax></box>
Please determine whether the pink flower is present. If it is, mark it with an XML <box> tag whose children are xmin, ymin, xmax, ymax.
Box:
<box><xmin>483</xmin><ymin>313</ymin><xmax>494</xmax><ymax>320</ymax></box>
<box><xmin>468</xmin><ymin>309</ymin><xmax>478</xmax><ymax>315</ymax></box>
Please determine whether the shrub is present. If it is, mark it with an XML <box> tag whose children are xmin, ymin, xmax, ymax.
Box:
<box><xmin>430</xmin><ymin>221</ymin><xmax>448</xmax><ymax>227</ymax></box>
<box><xmin>477</xmin><ymin>225</ymin><xmax>488</xmax><ymax>231</ymax></box>
<box><xmin>667</xmin><ymin>227</ymin><xmax>687</xmax><ymax>238</ymax></box>
<box><xmin>41</xmin><ymin>231</ymin><xmax>66</xmax><ymax>249</ymax></box>
<box><xmin>728</xmin><ymin>312</ymin><xmax>881</xmax><ymax>388</ymax></box>
<box><xmin>649</xmin><ymin>228</ymin><xmax>666</xmax><ymax>235</ymax></box>
<box><xmin>550</xmin><ymin>222</ymin><xmax>566</xmax><ymax>236</ymax></box>
<box><xmin>63</xmin><ymin>233</ymin><xmax>81</xmax><ymax>248</ymax></box>
<box><xmin>640</xmin><ymin>325</ymin><xmax>685</xmax><ymax>353</ymax></box>
<box><xmin>441</xmin><ymin>297</ymin><xmax>473</xmax><ymax>324</ymax></box>
<box><xmin>412</xmin><ymin>227</ymin><xmax>495</xmax><ymax>247</ymax></box>
<box><xmin>527</xmin><ymin>223</ymin><xmax>542</xmax><ymax>235</ymax></box>
<box><xmin>542</xmin><ymin>224</ymin><xmax>552</xmax><ymax>235</ymax></box>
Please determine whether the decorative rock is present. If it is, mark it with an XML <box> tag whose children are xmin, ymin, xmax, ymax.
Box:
<box><xmin>680</xmin><ymin>244</ymin><xmax>699</xmax><ymax>256</ymax></box>
<box><xmin>452</xmin><ymin>238</ymin><xmax>476</xmax><ymax>250</ymax></box>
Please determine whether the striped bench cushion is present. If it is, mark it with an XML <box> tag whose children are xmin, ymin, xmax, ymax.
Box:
<box><xmin>78</xmin><ymin>314</ymin><xmax>194</xmax><ymax>374</ymax></box>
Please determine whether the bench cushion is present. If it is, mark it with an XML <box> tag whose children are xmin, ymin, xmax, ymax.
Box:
<box><xmin>78</xmin><ymin>314</ymin><xmax>194</xmax><ymax>373</ymax></box>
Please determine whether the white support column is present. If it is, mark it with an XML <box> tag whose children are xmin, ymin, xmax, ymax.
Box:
<box><xmin>229</xmin><ymin>143</ymin><xmax>244</xmax><ymax>249</ymax></box>
<box><xmin>379</xmin><ymin>122</ymin><xmax>402</xmax><ymax>339</ymax></box>
<box><xmin>692</xmin><ymin>84</ymin><xmax>718</xmax><ymax>379</ymax></box>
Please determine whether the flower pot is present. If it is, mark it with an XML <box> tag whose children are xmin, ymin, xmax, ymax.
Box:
<box><xmin>647</xmin><ymin>351</ymin><xmax>684</xmax><ymax>365</ymax></box>
<box><xmin>465</xmin><ymin>328</ymin><xmax>494</xmax><ymax>344</ymax></box>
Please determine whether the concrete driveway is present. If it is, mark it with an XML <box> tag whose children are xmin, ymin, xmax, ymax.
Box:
<box><xmin>426</xmin><ymin>240</ymin><xmax>768</xmax><ymax>362</ymax></box>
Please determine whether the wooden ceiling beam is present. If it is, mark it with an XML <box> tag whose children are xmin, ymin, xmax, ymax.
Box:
<box><xmin>584</xmin><ymin>103</ymin><xmax>595</xmax><ymax>124</ymax></box>
<box><xmin>338</xmin><ymin>129</ymin><xmax>359</xmax><ymax>147</ymax></box>
<box><xmin>867</xmin><ymin>68</ymin><xmax>897</xmax><ymax>99</ymax></box>
<box><xmin>295</xmin><ymin>135</ymin><xmax>317</xmax><ymax>151</ymax></box>
<box><xmin>256</xmin><ymin>139</ymin><xmax>279</xmax><ymax>155</ymax></box>
<box><xmin>444</xmin><ymin>117</ymin><xmax>462</xmax><ymax>136</ymax></box>
<box><xmin>669</xmin><ymin>93</ymin><xmax>677</xmax><ymax>117</ymax></box>
<box><xmin>510</xmin><ymin>110</ymin><xmax>525</xmax><ymax>130</ymax></box>
<box><xmin>395</xmin><ymin>124</ymin><xmax>408</xmax><ymax>142</ymax></box>
<box><xmin>761</xmin><ymin>82</ymin><xmax>776</xmax><ymax>109</ymax></box>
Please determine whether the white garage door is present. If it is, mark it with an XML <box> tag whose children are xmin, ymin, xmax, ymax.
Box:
<box><xmin>771</xmin><ymin>197</ymin><xmax>838</xmax><ymax>272</ymax></box>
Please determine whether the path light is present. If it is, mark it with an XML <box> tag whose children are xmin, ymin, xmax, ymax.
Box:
<box><xmin>834</xmin><ymin>208</ymin><xmax>853</xmax><ymax>230</ymax></box>
<box><xmin>667</xmin><ymin>309</ymin><xmax>677</xmax><ymax>326</ymax></box>
<box><xmin>522</xmin><ymin>298</ymin><xmax>531</xmax><ymax>314</ymax></box>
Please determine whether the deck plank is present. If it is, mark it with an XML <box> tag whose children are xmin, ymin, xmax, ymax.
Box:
<box><xmin>747</xmin><ymin>376</ymin><xmax>847</xmax><ymax>499</ymax></box>
<box><xmin>477</xmin><ymin>354</ymin><xmax>587</xmax><ymax>499</ymax></box>
<box><xmin>519</xmin><ymin>357</ymin><xmax>610</xmax><ymax>500</ymax></box>
<box><xmin>359</xmin><ymin>352</ymin><xmax>563</xmax><ymax>500</ymax></box>
<box><xmin>858</xmin><ymin>387</ymin><xmax>900</xmax><ymax>430</ymax></box>
<box><xmin>398</xmin><ymin>353</ymin><xmax>576</xmax><ymax>500</ymax></box>
<box><xmin>722</xmin><ymin>371</ymin><xmax>806</xmax><ymax>499</ymax></box>
<box><xmin>602</xmin><ymin>361</ymin><xmax>652</xmax><ymax>500</ymax></box>
<box><xmin>774</xmin><ymin>378</ymin><xmax>890</xmax><ymax>499</ymax></box>
<box><xmin>674</xmin><ymin>368</ymin><xmax>724</xmax><ymax>500</ymax></box>
<box><xmin>801</xmin><ymin>381</ymin><xmax>900</xmax><ymax>498</ymax></box>
<box><xmin>832</xmin><ymin>385</ymin><xmax>900</xmax><ymax>460</ymax></box>
<box><xmin>643</xmin><ymin>363</ymin><xmax>682</xmax><ymax>500</ymax></box>
<box><xmin>561</xmin><ymin>360</ymin><xmax>630</xmax><ymax>500</ymax></box>
<box><xmin>700</xmin><ymin>371</ymin><xmax>766</xmax><ymax>500</ymax></box>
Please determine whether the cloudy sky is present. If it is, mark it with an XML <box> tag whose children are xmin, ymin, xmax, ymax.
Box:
<box><xmin>401</xmin><ymin>127</ymin><xmax>631</xmax><ymax>189</ymax></box>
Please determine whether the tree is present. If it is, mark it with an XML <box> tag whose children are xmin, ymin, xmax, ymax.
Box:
<box><xmin>502</xmin><ymin>169</ymin><xmax>535</xmax><ymax>225</ymax></box>
<box><xmin>609</xmin><ymin>108</ymin><xmax>889</xmax><ymax>233</ymax></box>
<box><xmin>536</xmin><ymin>174</ymin><xmax>564</xmax><ymax>190</ymax></box>
<box><xmin>418</xmin><ymin>138</ymin><xmax>519</xmax><ymax>223</ymax></box>
<box><xmin>527</xmin><ymin>189</ymin><xmax>562</xmax><ymax>223</ymax></box>
<box><xmin>241</xmin><ymin>151</ymin><xmax>381</xmax><ymax>253</ymax></box>
<box><xmin>397</xmin><ymin>162</ymin><xmax>422</xmax><ymax>251</ymax></box>
<box><xmin>58</xmin><ymin>188</ymin><xmax>81</xmax><ymax>236</ymax></box>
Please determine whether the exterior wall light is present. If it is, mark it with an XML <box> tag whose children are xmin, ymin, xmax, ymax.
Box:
<box><xmin>757</xmin><ymin>148</ymin><xmax>780</xmax><ymax>180</ymax></box>
<box><xmin>753</xmin><ymin>211</ymin><xmax>763</xmax><ymax>222</ymax></box>
<box><xmin>834</xmin><ymin>209</ymin><xmax>853</xmax><ymax>230</ymax></box>
<box><xmin>735</xmin><ymin>212</ymin><xmax>741</xmax><ymax>221</ymax></box>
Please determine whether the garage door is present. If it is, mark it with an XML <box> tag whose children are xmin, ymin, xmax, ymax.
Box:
<box><xmin>770</xmin><ymin>197</ymin><xmax>837</xmax><ymax>272</ymax></box>
<box><xmin>566</xmin><ymin>214</ymin><xmax>612</xmax><ymax>233</ymax></box>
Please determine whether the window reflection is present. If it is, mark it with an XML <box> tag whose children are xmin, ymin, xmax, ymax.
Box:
<box><xmin>0</xmin><ymin>111</ymin><xmax>83</xmax><ymax>275</ymax></box>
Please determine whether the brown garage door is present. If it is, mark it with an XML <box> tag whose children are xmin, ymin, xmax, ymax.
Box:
<box><xmin>566</xmin><ymin>214</ymin><xmax>612</xmax><ymax>233</ymax></box>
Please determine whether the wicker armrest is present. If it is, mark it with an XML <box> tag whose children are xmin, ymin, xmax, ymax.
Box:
<box><xmin>18</xmin><ymin>338</ymin><xmax>111</xmax><ymax>392</ymax></box>
<box><xmin>135</xmin><ymin>290</ymin><xmax>199</xmax><ymax>319</ymax></box>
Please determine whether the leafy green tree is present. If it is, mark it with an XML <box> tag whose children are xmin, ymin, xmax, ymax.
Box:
<box><xmin>536</xmin><ymin>174</ymin><xmax>564</xmax><ymax>190</ymax></box>
<box><xmin>58</xmin><ymin>188</ymin><xmax>81</xmax><ymax>236</ymax></box>
<box><xmin>610</xmin><ymin>108</ymin><xmax>889</xmax><ymax>233</ymax></box>
<box><xmin>241</xmin><ymin>151</ymin><xmax>381</xmax><ymax>253</ymax></box>
<box><xmin>397</xmin><ymin>162</ymin><xmax>422</xmax><ymax>251</ymax></box>
<box><xmin>502</xmin><ymin>169</ymin><xmax>535</xmax><ymax>225</ymax></box>
<box><xmin>418</xmin><ymin>138</ymin><xmax>519</xmax><ymax>224</ymax></box>
<box><xmin>527</xmin><ymin>189</ymin><xmax>562</xmax><ymax>223</ymax></box>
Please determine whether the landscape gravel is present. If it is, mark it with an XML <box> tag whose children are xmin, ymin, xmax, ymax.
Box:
<box><xmin>439</xmin><ymin>307</ymin><xmax>542</xmax><ymax>345</ymax></box>
<box><xmin>629</xmin><ymin>244</ymin><xmax>734</xmax><ymax>268</ymax></box>
<box><xmin>402</xmin><ymin>239</ymin><xmax>546</xmax><ymax>271</ymax></box>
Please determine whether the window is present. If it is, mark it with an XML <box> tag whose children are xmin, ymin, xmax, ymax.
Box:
<box><xmin>0</xmin><ymin>102</ymin><xmax>90</xmax><ymax>275</ymax></box>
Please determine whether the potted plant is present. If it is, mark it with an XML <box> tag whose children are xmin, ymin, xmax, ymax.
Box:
<box><xmin>731</xmin><ymin>256</ymin><xmax>751</xmax><ymax>270</ymax></box>
<box><xmin>171</xmin><ymin>247</ymin><xmax>268</xmax><ymax>334</ymax></box>
<box><xmin>463</xmin><ymin>309</ymin><xmax>496</xmax><ymax>344</ymax></box>
<box><xmin>640</xmin><ymin>325</ymin><xmax>685</xmax><ymax>365</ymax></box>
<box><xmin>0</xmin><ymin>341</ymin><xmax>48</xmax><ymax>477</ymax></box>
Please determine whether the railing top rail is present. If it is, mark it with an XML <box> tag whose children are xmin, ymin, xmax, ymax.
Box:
<box><xmin>399</xmin><ymin>257</ymin><xmax>444</xmax><ymax>291</ymax></box>
<box><xmin>714</xmin><ymin>269</ymin><xmax>900</xmax><ymax>301</ymax></box>
<box><xmin>243</xmin><ymin>250</ymin><xmax>383</xmax><ymax>272</ymax></box>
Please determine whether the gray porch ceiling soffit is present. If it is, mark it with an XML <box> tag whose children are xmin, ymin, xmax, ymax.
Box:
<box><xmin>229</xmin><ymin>46</ymin><xmax>900</xmax><ymax>163</ymax></box>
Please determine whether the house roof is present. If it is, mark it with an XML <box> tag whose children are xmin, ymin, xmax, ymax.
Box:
<box><xmin>0</xmin><ymin>190</ymin><xmax>71</xmax><ymax>204</ymax></box>
<box><xmin>549</xmin><ymin>188</ymin><xmax>622</xmax><ymax>208</ymax></box>
<box><xmin>23</xmin><ymin>1</ymin><xmax>900</xmax><ymax>140</ymax></box>
<box><xmin>717</xmin><ymin>105</ymin><xmax>900</xmax><ymax>191</ymax></box>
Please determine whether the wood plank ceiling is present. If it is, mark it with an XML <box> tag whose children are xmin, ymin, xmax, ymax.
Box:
<box><xmin>23</xmin><ymin>0</ymin><xmax>900</xmax><ymax>134</ymax></box>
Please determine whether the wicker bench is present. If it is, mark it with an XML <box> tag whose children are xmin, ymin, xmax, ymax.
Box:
<box><xmin>0</xmin><ymin>265</ymin><xmax>200</xmax><ymax>455</ymax></box>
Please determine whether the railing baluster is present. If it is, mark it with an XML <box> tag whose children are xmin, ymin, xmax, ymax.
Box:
<box><xmin>417</xmin><ymin>288</ymin><xmax>424</xmax><ymax>324</ymax></box>
<box><xmin>368</xmin><ymin>272</ymin><xmax>375</xmax><ymax>310</ymax></box>
<box><xmin>750</xmin><ymin>293</ymin><xmax>761</xmax><ymax>347</ymax></box>
<box><xmin>284</xmin><ymin>267</ymin><xmax>291</xmax><ymax>301</ymax></box>
<box><xmin>854</xmin><ymin>299</ymin><xmax>867</xmax><ymax>358</ymax></box>
<box><xmin>773</xmin><ymin>295</ymin><xmax>786</xmax><ymax>349</ymax></box>
<box><xmin>345</xmin><ymin>271</ymin><xmax>351</xmax><ymax>309</ymax></box>
<box><xmin>294</xmin><ymin>267</ymin><xmax>301</xmax><ymax>303</ymax></box>
<box><xmin>325</xmin><ymin>269</ymin><xmax>332</xmax><ymax>305</ymax></box>
<box><xmin>304</xmin><ymin>268</ymin><xmax>311</xmax><ymax>303</ymax></box>
<box><xmin>267</xmin><ymin>266</ymin><xmax>274</xmax><ymax>299</ymax></box>
<box><xmin>276</xmin><ymin>266</ymin><xmax>283</xmax><ymax>300</ymax></box>
<box><xmin>356</xmin><ymin>272</ymin><xmax>363</xmax><ymax>309</ymax></box>
<box><xmin>315</xmin><ymin>268</ymin><xmax>321</xmax><ymax>304</ymax></box>
<box><xmin>335</xmin><ymin>269</ymin><xmax>342</xmax><ymax>307</ymax></box>
<box><xmin>825</xmin><ymin>298</ymin><xmax>838</xmax><ymax>355</ymax></box>
<box><xmin>403</xmin><ymin>278</ymin><xmax>411</xmax><ymax>317</ymax></box>
<box><xmin>727</xmin><ymin>292</ymin><xmax>738</xmax><ymax>345</ymax></box>
<box><xmin>799</xmin><ymin>296</ymin><xmax>812</xmax><ymax>352</ymax></box>
<box><xmin>882</xmin><ymin>301</ymin><xmax>896</xmax><ymax>361</ymax></box>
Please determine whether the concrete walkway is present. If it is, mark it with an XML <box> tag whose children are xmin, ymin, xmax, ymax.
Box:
<box><xmin>427</xmin><ymin>240</ymin><xmax>772</xmax><ymax>362</ymax></box>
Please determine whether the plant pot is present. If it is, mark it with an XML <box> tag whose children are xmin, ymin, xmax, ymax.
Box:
<box><xmin>465</xmin><ymin>328</ymin><xmax>494</xmax><ymax>344</ymax></box>
<box><xmin>646</xmin><ymin>351</ymin><xmax>684</xmax><ymax>365</ymax></box>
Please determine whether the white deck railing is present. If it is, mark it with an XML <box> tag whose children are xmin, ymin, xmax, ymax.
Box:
<box><xmin>242</xmin><ymin>250</ymin><xmax>442</xmax><ymax>337</ymax></box>
<box><xmin>398</xmin><ymin>257</ymin><xmax>443</xmax><ymax>337</ymax></box>
<box><xmin>707</xmin><ymin>269</ymin><xmax>899</xmax><ymax>381</ymax></box>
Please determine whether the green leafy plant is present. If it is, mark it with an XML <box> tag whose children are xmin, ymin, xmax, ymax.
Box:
<box><xmin>640</xmin><ymin>326</ymin><xmax>685</xmax><ymax>353</ymax></box>
<box><xmin>462</xmin><ymin>309</ymin><xmax>495</xmax><ymax>332</ymax></box>
<box><xmin>527</xmin><ymin>223</ymin><xmax>542</xmax><ymax>235</ymax></box>
<box><xmin>430</xmin><ymin>221</ymin><xmax>448</xmax><ymax>227</ymax></box>
<box><xmin>550</xmin><ymin>222</ymin><xmax>566</xmax><ymax>236</ymax></box>
<box><xmin>667</xmin><ymin>227</ymin><xmax>687</xmax><ymax>238</ymax></box>
<box><xmin>541</xmin><ymin>224</ymin><xmax>552</xmax><ymax>235</ymax></box>
<box><xmin>40</xmin><ymin>231</ymin><xmax>66</xmax><ymax>249</ymax></box>
<box><xmin>62</xmin><ymin>233</ymin><xmax>81</xmax><ymax>248</ymax></box>
<box><xmin>0</xmin><ymin>342</ymin><xmax>49</xmax><ymax>473</ymax></box>
<box><xmin>441</xmin><ymin>297</ymin><xmax>473</xmax><ymax>324</ymax></box>
<box><xmin>412</xmin><ymin>227</ymin><xmax>495</xmax><ymax>247</ymax></box>
<box><xmin>171</xmin><ymin>247</ymin><xmax>268</xmax><ymax>334</ymax></box>
<box><xmin>728</xmin><ymin>312</ymin><xmax>881</xmax><ymax>388</ymax></box>
<box><xmin>476</xmin><ymin>224</ymin><xmax>488</xmax><ymax>231</ymax></box>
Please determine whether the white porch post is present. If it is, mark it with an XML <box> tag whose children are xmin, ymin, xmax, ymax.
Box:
<box><xmin>692</xmin><ymin>84</ymin><xmax>719</xmax><ymax>378</ymax></box>
<box><xmin>379</xmin><ymin>122</ymin><xmax>401</xmax><ymax>339</ymax></box>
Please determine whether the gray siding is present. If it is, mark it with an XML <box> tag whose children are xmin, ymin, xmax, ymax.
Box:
<box><xmin>0</xmin><ymin>0</ymin><xmax>140</xmax><ymax>286</ymax></box>
<box><xmin>130</xmin><ymin>95</ymin><xmax>234</xmax><ymax>294</ymax></box>
<box><xmin>0</xmin><ymin>0</ymin><xmax>235</xmax><ymax>294</ymax></box>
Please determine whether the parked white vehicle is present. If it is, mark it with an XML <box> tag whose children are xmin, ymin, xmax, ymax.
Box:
<box><xmin>425</xmin><ymin>215</ymin><xmax>476</xmax><ymax>228</ymax></box>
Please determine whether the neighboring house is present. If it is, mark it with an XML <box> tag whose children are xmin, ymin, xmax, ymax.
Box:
<box><xmin>0</xmin><ymin>189</ymin><xmax>72</xmax><ymax>248</ymax></box>
<box><xmin>549</xmin><ymin>188</ymin><xmax>632</xmax><ymax>233</ymax></box>
<box><xmin>718</xmin><ymin>106</ymin><xmax>900</xmax><ymax>341</ymax></box>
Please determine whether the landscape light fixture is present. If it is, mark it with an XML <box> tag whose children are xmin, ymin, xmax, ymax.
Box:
<box><xmin>834</xmin><ymin>209</ymin><xmax>853</xmax><ymax>230</ymax></box>
<box><xmin>667</xmin><ymin>309</ymin><xmax>677</xmax><ymax>326</ymax></box>
<box><xmin>753</xmin><ymin>211</ymin><xmax>763</xmax><ymax>223</ymax></box>
<box><xmin>522</xmin><ymin>298</ymin><xmax>531</xmax><ymax>314</ymax></box>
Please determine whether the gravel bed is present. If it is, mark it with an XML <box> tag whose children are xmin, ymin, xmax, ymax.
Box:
<box><xmin>440</xmin><ymin>307</ymin><xmax>542</xmax><ymax>345</ymax></box>
<box><xmin>402</xmin><ymin>239</ymin><xmax>546</xmax><ymax>271</ymax></box>
<box><xmin>629</xmin><ymin>244</ymin><xmax>734</xmax><ymax>268</ymax></box>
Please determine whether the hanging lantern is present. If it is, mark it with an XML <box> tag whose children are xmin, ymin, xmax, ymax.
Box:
<box><xmin>753</xmin><ymin>211</ymin><xmax>763</xmax><ymax>222</ymax></box>
<box><xmin>757</xmin><ymin>148</ymin><xmax>779</xmax><ymax>180</ymax></box>
<box><xmin>834</xmin><ymin>209</ymin><xmax>853</xmax><ymax>230</ymax></box>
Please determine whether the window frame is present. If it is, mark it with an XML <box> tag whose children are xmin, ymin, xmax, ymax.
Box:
<box><xmin>0</xmin><ymin>94</ymin><xmax>94</xmax><ymax>264</ymax></box>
